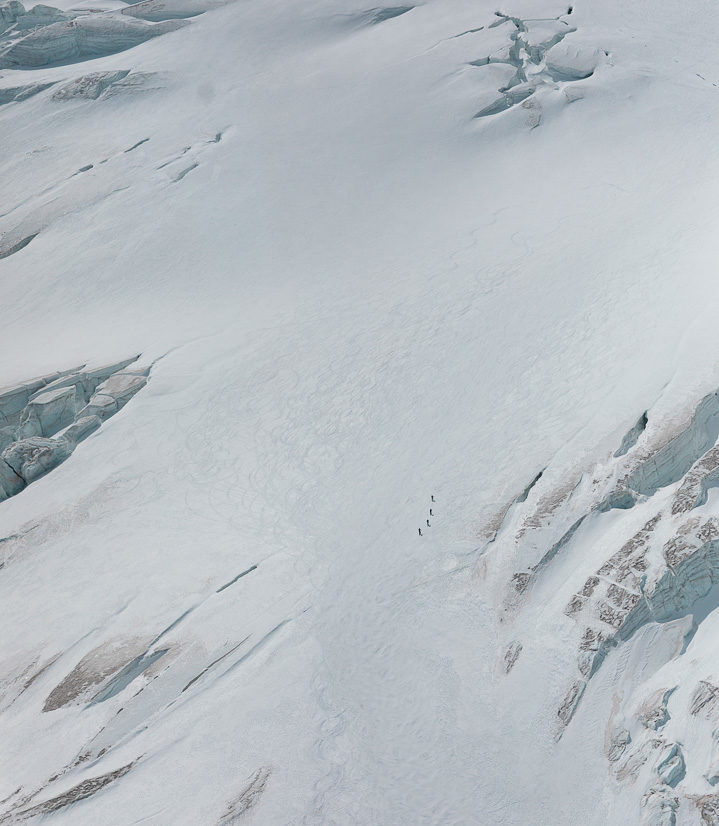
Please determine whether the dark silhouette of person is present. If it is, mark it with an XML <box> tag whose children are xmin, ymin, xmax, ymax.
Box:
<box><xmin>426</xmin><ymin>519</ymin><xmax>430</xmax><ymax>527</ymax></box>
<box><xmin>418</xmin><ymin>528</ymin><xmax>422</xmax><ymax>536</ymax></box>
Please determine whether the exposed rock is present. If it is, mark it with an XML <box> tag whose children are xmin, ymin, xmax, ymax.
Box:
<box><xmin>608</xmin><ymin>727</ymin><xmax>631</xmax><ymax>762</ymax></box>
<box><xmin>655</xmin><ymin>743</ymin><xmax>686</xmax><ymax>787</ymax></box>
<box><xmin>641</xmin><ymin>787</ymin><xmax>678</xmax><ymax>826</ymax></box>
<box><xmin>617</xmin><ymin>738</ymin><xmax>663</xmax><ymax>783</ymax></box>
<box><xmin>557</xmin><ymin>680</ymin><xmax>585</xmax><ymax>729</ymax></box>
<box><xmin>638</xmin><ymin>688</ymin><xmax>675</xmax><ymax>731</ymax></box>
<box><xmin>217</xmin><ymin>767</ymin><xmax>272</xmax><ymax>824</ymax></box>
<box><xmin>10</xmin><ymin>762</ymin><xmax>134</xmax><ymax>818</ymax></box>
<box><xmin>564</xmin><ymin>593</ymin><xmax>585</xmax><ymax>615</ymax></box>
<box><xmin>697</xmin><ymin>794</ymin><xmax>719</xmax><ymax>826</ymax></box>
<box><xmin>518</xmin><ymin>476</ymin><xmax>581</xmax><ymax>536</ymax></box>
<box><xmin>673</xmin><ymin>446</ymin><xmax>719</xmax><ymax>514</ymax></box>
<box><xmin>568</xmin><ymin>514</ymin><xmax>719</xmax><ymax>718</ymax></box>
<box><xmin>503</xmin><ymin>640</ymin><xmax>522</xmax><ymax>673</ymax></box>
<box><xmin>511</xmin><ymin>571</ymin><xmax>531</xmax><ymax>593</ymax></box>
<box><xmin>653</xmin><ymin>534</ymin><xmax>719</xmax><ymax>614</ymax></box>
<box><xmin>43</xmin><ymin>637</ymin><xmax>147</xmax><ymax>711</ymax></box>
<box><xmin>577</xmin><ymin>626</ymin><xmax>610</xmax><ymax>677</ymax></box>
<box><xmin>690</xmin><ymin>681</ymin><xmax>719</xmax><ymax>718</ymax></box>
<box><xmin>625</xmin><ymin>390</ymin><xmax>719</xmax><ymax>497</ymax></box>
<box><xmin>497</xmin><ymin>383</ymin><xmax>719</xmax><ymax>795</ymax></box>
<box><xmin>607</xmin><ymin>582</ymin><xmax>642</xmax><ymax>611</ymax></box>
<box><xmin>597</xmin><ymin>600</ymin><xmax>626</xmax><ymax>629</ymax></box>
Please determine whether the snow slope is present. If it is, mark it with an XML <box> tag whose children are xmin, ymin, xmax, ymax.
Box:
<box><xmin>2</xmin><ymin>0</ymin><xmax>719</xmax><ymax>823</ymax></box>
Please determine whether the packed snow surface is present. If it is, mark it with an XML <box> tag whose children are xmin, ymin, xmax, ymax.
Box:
<box><xmin>2</xmin><ymin>0</ymin><xmax>719</xmax><ymax>823</ymax></box>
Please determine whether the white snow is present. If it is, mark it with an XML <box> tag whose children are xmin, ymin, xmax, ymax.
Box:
<box><xmin>2</xmin><ymin>0</ymin><xmax>719</xmax><ymax>823</ymax></box>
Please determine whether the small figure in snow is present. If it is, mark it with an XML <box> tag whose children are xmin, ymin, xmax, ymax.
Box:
<box><xmin>429</xmin><ymin>508</ymin><xmax>433</xmax><ymax>516</ymax></box>
<box><xmin>431</xmin><ymin>495</ymin><xmax>435</xmax><ymax>502</ymax></box>
<box><xmin>426</xmin><ymin>519</ymin><xmax>431</xmax><ymax>527</ymax></box>
<box><xmin>418</xmin><ymin>528</ymin><xmax>423</xmax><ymax>536</ymax></box>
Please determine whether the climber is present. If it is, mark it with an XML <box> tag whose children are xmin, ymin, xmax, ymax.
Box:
<box><xmin>418</xmin><ymin>528</ymin><xmax>423</xmax><ymax>536</ymax></box>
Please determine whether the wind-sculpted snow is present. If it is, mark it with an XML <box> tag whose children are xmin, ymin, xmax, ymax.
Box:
<box><xmin>0</xmin><ymin>357</ymin><xmax>147</xmax><ymax>500</ymax></box>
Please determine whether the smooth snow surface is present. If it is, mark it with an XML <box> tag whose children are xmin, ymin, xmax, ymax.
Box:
<box><xmin>2</xmin><ymin>0</ymin><xmax>719</xmax><ymax>823</ymax></box>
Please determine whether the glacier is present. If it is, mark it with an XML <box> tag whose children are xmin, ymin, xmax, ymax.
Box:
<box><xmin>2</xmin><ymin>0</ymin><xmax>719</xmax><ymax>823</ymax></box>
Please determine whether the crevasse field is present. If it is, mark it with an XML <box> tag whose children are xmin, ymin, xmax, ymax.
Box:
<box><xmin>2</xmin><ymin>0</ymin><xmax>719</xmax><ymax>823</ymax></box>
